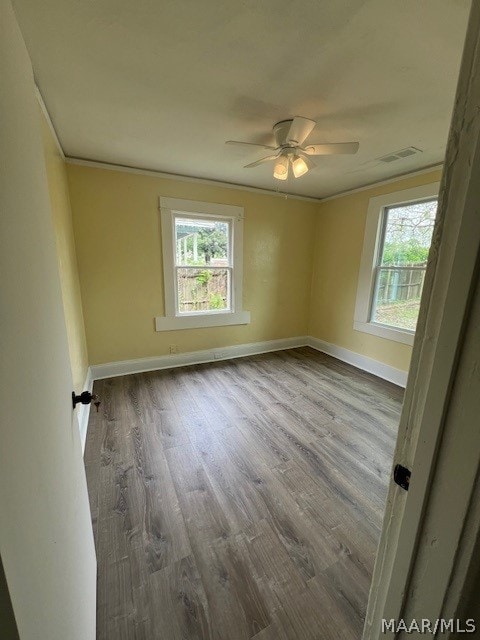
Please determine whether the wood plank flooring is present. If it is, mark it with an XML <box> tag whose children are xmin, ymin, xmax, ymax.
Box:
<box><xmin>84</xmin><ymin>347</ymin><xmax>403</xmax><ymax>640</ymax></box>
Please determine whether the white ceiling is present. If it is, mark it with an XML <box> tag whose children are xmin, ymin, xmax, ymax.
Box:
<box><xmin>13</xmin><ymin>0</ymin><xmax>470</xmax><ymax>199</ymax></box>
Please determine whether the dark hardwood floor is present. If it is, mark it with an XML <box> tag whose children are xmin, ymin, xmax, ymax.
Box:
<box><xmin>84</xmin><ymin>347</ymin><xmax>403</xmax><ymax>640</ymax></box>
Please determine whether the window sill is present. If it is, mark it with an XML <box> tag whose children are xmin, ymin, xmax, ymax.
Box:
<box><xmin>155</xmin><ymin>310</ymin><xmax>251</xmax><ymax>332</ymax></box>
<box><xmin>353</xmin><ymin>320</ymin><xmax>415</xmax><ymax>346</ymax></box>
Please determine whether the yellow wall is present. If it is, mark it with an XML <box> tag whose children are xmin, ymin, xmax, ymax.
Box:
<box><xmin>308</xmin><ymin>169</ymin><xmax>442</xmax><ymax>372</ymax></box>
<box><xmin>66</xmin><ymin>164</ymin><xmax>317</xmax><ymax>365</ymax></box>
<box><xmin>40</xmin><ymin>112</ymin><xmax>89</xmax><ymax>390</ymax></box>
<box><xmin>66</xmin><ymin>160</ymin><xmax>442</xmax><ymax>373</ymax></box>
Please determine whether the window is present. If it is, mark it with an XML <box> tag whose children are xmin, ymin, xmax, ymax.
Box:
<box><xmin>371</xmin><ymin>199</ymin><xmax>437</xmax><ymax>331</ymax></box>
<box><xmin>156</xmin><ymin>197</ymin><xmax>250</xmax><ymax>331</ymax></box>
<box><xmin>354</xmin><ymin>183</ymin><xmax>439</xmax><ymax>345</ymax></box>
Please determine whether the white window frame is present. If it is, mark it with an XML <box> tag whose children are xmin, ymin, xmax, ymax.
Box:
<box><xmin>155</xmin><ymin>197</ymin><xmax>250</xmax><ymax>331</ymax></box>
<box><xmin>354</xmin><ymin>182</ymin><xmax>440</xmax><ymax>346</ymax></box>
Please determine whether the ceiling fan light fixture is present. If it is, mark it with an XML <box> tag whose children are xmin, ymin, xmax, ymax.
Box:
<box><xmin>273</xmin><ymin>155</ymin><xmax>289</xmax><ymax>180</ymax></box>
<box><xmin>291</xmin><ymin>155</ymin><xmax>309</xmax><ymax>178</ymax></box>
<box><xmin>226</xmin><ymin>116</ymin><xmax>359</xmax><ymax>183</ymax></box>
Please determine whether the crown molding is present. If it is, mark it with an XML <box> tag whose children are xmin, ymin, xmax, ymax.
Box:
<box><xmin>318</xmin><ymin>163</ymin><xmax>443</xmax><ymax>203</ymax></box>
<box><xmin>64</xmin><ymin>157</ymin><xmax>322</xmax><ymax>203</ymax></box>
<box><xmin>65</xmin><ymin>157</ymin><xmax>444</xmax><ymax>205</ymax></box>
<box><xmin>35</xmin><ymin>83</ymin><xmax>443</xmax><ymax>204</ymax></box>
<box><xmin>35</xmin><ymin>85</ymin><xmax>65</xmax><ymax>160</ymax></box>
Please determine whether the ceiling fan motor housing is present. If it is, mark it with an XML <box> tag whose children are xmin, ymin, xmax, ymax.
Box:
<box><xmin>226</xmin><ymin>116</ymin><xmax>359</xmax><ymax>178</ymax></box>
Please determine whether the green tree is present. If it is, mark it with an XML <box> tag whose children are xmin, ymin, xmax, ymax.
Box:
<box><xmin>382</xmin><ymin>238</ymin><xmax>429</xmax><ymax>266</ymax></box>
<box><xmin>209</xmin><ymin>293</ymin><xmax>225</xmax><ymax>309</ymax></box>
<box><xmin>198</xmin><ymin>224</ymin><xmax>227</xmax><ymax>264</ymax></box>
<box><xmin>196</xmin><ymin>270</ymin><xmax>211</xmax><ymax>285</ymax></box>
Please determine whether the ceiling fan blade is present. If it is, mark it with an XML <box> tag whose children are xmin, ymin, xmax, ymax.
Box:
<box><xmin>226</xmin><ymin>140</ymin><xmax>277</xmax><ymax>151</ymax></box>
<box><xmin>244</xmin><ymin>154</ymin><xmax>278</xmax><ymax>168</ymax></box>
<box><xmin>304</xmin><ymin>142</ymin><xmax>360</xmax><ymax>155</ymax></box>
<box><xmin>286</xmin><ymin>117</ymin><xmax>316</xmax><ymax>145</ymax></box>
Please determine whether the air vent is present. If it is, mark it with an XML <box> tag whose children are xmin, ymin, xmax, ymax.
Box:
<box><xmin>378</xmin><ymin>147</ymin><xmax>422</xmax><ymax>163</ymax></box>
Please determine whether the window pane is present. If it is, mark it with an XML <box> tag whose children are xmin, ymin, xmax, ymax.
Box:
<box><xmin>379</xmin><ymin>199</ymin><xmax>437</xmax><ymax>266</ymax></box>
<box><xmin>372</xmin><ymin>267</ymin><xmax>426</xmax><ymax>331</ymax></box>
<box><xmin>371</xmin><ymin>198</ymin><xmax>437</xmax><ymax>332</ymax></box>
<box><xmin>175</xmin><ymin>218</ymin><xmax>229</xmax><ymax>267</ymax></box>
<box><xmin>177</xmin><ymin>268</ymin><xmax>229</xmax><ymax>313</ymax></box>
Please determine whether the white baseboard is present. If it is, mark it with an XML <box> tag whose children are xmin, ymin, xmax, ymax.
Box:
<box><xmin>89</xmin><ymin>335</ymin><xmax>408</xmax><ymax>388</ymax></box>
<box><xmin>306</xmin><ymin>336</ymin><xmax>408</xmax><ymax>387</ymax></box>
<box><xmin>76</xmin><ymin>368</ymin><xmax>93</xmax><ymax>456</ymax></box>
<box><xmin>90</xmin><ymin>337</ymin><xmax>309</xmax><ymax>380</ymax></box>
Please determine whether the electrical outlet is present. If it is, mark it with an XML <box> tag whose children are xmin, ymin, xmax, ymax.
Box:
<box><xmin>169</xmin><ymin>344</ymin><xmax>178</xmax><ymax>354</ymax></box>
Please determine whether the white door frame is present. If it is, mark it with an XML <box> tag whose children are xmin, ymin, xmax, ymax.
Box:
<box><xmin>364</xmin><ymin>2</ymin><xmax>480</xmax><ymax>636</ymax></box>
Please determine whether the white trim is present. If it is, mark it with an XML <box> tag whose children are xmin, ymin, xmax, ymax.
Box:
<box><xmin>90</xmin><ymin>337</ymin><xmax>309</xmax><ymax>380</ymax></box>
<box><xmin>76</xmin><ymin>367</ymin><xmax>93</xmax><ymax>456</ymax></box>
<box><xmin>160</xmin><ymin>203</ymin><xmax>177</xmax><ymax>318</ymax></box>
<box><xmin>65</xmin><ymin>157</ymin><xmax>321</xmax><ymax>203</ymax></box>
<box><xmin>158</xmin><ymin>197</ymin><xmax>248</xmax><ymax>329</ymax></box>
<box><xmin>35</xmin><ymin>86</ymin><xmax>65</xmax><ymax>160</ymax></box>
<box><xmin>319</xmin><ymin>163</ymin><xmax>443</xmax><ymax>202</ymax></box>
<box><xmin>306</xmin><ymin>336</ymin><xmax>408</xmax><ymax>387</ymax></box>
<box><xmin>155</xmin><ymin>310</ymin><xmax>250</xmax><ymax>331</ymax></box>
<box><xmin>89</xmin><ymin>335</ymin><xmax>407</xmax><ymax>387</ymax></box>
<box><xmin>354</xmin><ymin>182</ymin><xmax>440</xmax><ymax>345</ymax></box>
<box><xmin>353</xmin><ymin>320</ymin><xmax>414</xmax><ymax>346</ymax></box>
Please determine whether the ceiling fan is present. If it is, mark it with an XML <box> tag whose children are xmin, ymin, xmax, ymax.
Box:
<box><xmin>226</xmin><ymin>117</ymin><xmax>359</xmax><ymax>180</ymax></box>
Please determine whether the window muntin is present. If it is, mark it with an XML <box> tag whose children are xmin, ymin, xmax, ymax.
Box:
<box><xmin>370</xmin><ymin>199</ymin><xmax>437</xmax><ymax>332</ymax></box>
<box><xmin>173</xmin><ymin>214</ymin><xmax>233</xmax><ymax>315</ymax></box>
<box><xmin>157</xmin><ymin>197</ymin><xmax>248</xmax><ymax>332</ymax></box>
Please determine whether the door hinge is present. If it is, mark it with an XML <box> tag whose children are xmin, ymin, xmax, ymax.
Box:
<box><xmin>393</xmin><ymin>464</ymin><xmax>411</xmax><ymax>491</ymax></box>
